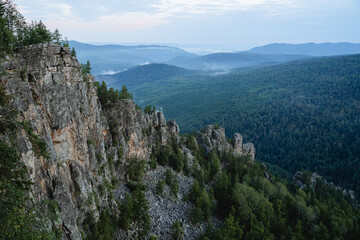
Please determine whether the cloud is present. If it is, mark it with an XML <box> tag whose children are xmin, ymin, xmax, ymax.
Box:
<box><xmin>15</xmin><ymin>0</ymin><xmax>360</xmax><ymax>44</ymax></box>
<box><xmin>96</xmin><ymin>12</ymin><xmax>168</xmax><ymax>31</ymax></box>
<box><xmin>150</xmin><ymin>0</ymin><xmax>295</xmax><ymax>16</ymax></box>
<box><xmin>45</xmin><ymin>10</ymin><xmax>168</xmax><ymax>34</ymax></box>
<box><xmin>58</xmin><ymin>4</ymin><xmax>72</xmax><ymax>18</ymax></box>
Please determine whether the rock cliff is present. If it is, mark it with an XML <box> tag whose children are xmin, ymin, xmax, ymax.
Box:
<box><xmin>0</xmin><ymin>43</ymin><xmax>256</xmax><ymax>239</ymax></box>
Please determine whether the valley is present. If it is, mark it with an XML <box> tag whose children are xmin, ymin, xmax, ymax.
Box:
<box><xmin>98</xmin><ymin>54</ymin><xmax>360</xmax><ymax>196</ymax></box>
<box><xmin>1</xmin><ymin>1</ymin><xmax>360</xmax><ymax>239</ymax></box>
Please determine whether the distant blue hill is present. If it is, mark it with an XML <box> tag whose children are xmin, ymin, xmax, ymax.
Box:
<box><xmin>168</xmin><ymin>52</ymin><xmax>312</xmax><ymax>70</ymax></box>
<box><xmin>249</xmin><ymin>42</ymin><xmax>360</xmax><ymax>56</ymax></box>
<box><xmin>68</xmin><ymin>41</ymin><xmax>196</xmax><ymax>75</ymax></box>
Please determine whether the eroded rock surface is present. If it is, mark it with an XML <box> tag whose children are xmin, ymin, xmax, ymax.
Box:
<box><xmin>197</xmin><ymin>125</ymin><xmax>255</xmax><ymax>161</ymax></box>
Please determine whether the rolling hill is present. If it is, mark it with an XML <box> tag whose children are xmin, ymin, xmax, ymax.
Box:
<box><xmin>167</xmin><ymin>52</ymin><xmax>313</xmax><ymax>70</ymax></box>
<box><xmin>96</xmin><ymin>63</ymin><xmax>195</xmax><ymax>87</ymax></box>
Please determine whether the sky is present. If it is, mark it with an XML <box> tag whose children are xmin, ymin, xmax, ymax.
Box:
<box><xmin>16</xmin><ymin>0</ymin><xmax>360</xmax><ymax>51</ymax></box>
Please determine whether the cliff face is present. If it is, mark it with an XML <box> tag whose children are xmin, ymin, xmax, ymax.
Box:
<box><xmin>0</xmin><ymin>43</ymin><xmax>255</xmax><ymax>239</ymax></box>
<box><xmin>1</xmin><ymin>43</ymin><xmax>112</xmax><ymax>239</ymax></box>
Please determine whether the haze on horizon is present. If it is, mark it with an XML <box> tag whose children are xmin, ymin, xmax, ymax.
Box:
<box><xmin>16</xmin><ymin>0</ymin><xmax>360</xmax><ymax>51</ymax></box>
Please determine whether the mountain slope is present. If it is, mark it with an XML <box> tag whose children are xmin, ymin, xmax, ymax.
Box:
<box><xmin>1</xmin><ymin>43</ymin><xmax>360</xmax><ymax>240</ymax></box>
<box><xmin>168</xmin><ymin>51</ymin><xmax>312</xmax><ymax>70</ymax></box>
<box><xmin>126</xmin><ymin>55</ymin><xmax>360</xmax><ymax>194</ymax></box>
<box><xmin>249</xmin><ymin>42</ymin><xmax>360</xmax><ymax>56</ymax></box>
<box><xmin>96</xmin><ymin>63</ymin><xmax>194</xmax><ymax>87</ymax></box>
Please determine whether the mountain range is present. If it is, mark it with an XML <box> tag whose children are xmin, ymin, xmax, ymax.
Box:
<box><xmin>249</xmin><ymin>42</ymin><xmax>360</xmax><ymax>56</ymax></box>
<box><xmin>2</xmin><ymin>44</ymin><xmax>359</xmax><ymax>239</ymax></box>
<box><xmin>68</xmin><ymin>40</ymin><xmax>196</xmax><ymax>75</ymax></box>
<box><xmin>71</xmin><ymin>41</ymin><xmax>360</xmax><ymax>75</ymax></box>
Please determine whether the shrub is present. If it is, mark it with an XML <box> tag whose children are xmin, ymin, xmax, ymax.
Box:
<box><xmin>187</xmin><ymin>181</ymin><xmax>212</xmax><ymax>222</ymax></box>
<box><xmin>186</xmin><ymin>135</ymin><xmax>198</xmax><ymax>153</ymax></box>
<box><xmin>117</xmin><ymin>147</ymin><xmax>124</xmax><ymax>159</ymax></box>
<box><xmin>149</xmin><ymin>154</ymin><xmax>157</xmax><ymax>169</ymax></box>
<box><xmin>165</xmin><ymin>169</ymin><xmax>174</xmax><ymax>185</ymax></box>
<box><xmin>144</xmin><ymin>105</ymin><xmax>156</xmax><ymax>114</ymax></box>
<box><xmin>170</xmin><ymin>181</ymin><xmax>180</xmax><ymax>197</ymax></box>
<box><xmin>86</xmin><ymin>209</ymin><xmax>118</xmax><ymax>240</ymax></box>
<box><xmin>172</xmin><ymin>220</ymin><xmax>184</xmax><ymax>240</ymax></box>
<box><xmin>127</xmin><ymin>158</ymin><xmax>146</xmax><ymax>182</ymax></box>
<box><xmin>157</xmin><ymin>145</ymin><xmax>172</xmax><ymax>166</ymax></box>
<box><xmin>119</xmin><ymin>189</ymin><xmax>150</xmax><ymax>238</ymax></box>
<box><xmin>156</xmin><ymin>180</ymin><xmax>166</xmax><ymax>195</ymax></box>
<box><xmin>169</xmin><ymin>150</ymin><xmax>185</xmax><ymax>172</ymax></box>
<box><xmin>81</xmin><ymin>60</ymin><xmax>91</xmax><ymax>75</ymax></box>
<box><xmin>126</xmin><ymin>182</ymin><xmax>147</xmax><ymax>192</ymax></box>
<box><xmin>190</xmin><ymin>207</ymin><xmax>204</xmax><ymax>224</ymax></box>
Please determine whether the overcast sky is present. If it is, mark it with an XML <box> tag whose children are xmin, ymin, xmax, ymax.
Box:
<box><xmin>16</xmin><ymin>0</ymin><xmax>360</xmax><ymax>50</ymax></box>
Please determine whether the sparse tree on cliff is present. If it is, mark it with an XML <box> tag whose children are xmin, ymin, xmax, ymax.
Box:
<box><xmin>81</xmin><ymin>60</ymin><xmax>91</xmax><ymax>75</ymax></box>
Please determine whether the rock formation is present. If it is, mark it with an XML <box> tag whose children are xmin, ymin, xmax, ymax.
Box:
<box><xmin>0</xmin><ymin>43</ymin><xmax>256</xmax><ymax>239</ymax></box>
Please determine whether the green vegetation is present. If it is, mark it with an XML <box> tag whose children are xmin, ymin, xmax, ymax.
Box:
<box><xmin>149</xmin><ymin>154</ymin><xmax>157</xmax><ymax>169</ymax></box>
<box><xmin>0</xmin><ymin>1</ymin><xmax>66</xmax><ymax>57</ymax></box>
<box><xmin>188</xmin><ymin>180</ymin><xmax>213</xmax><ymax>223</ymax></box>
<box><xmin>81</xmin><ymin>60</ymin><xmax>91</xmax><ymax>75</ymax></box>
<box><xmin>20</xmin><ymin>121</ymin><xmax>50</xmax><ymax>159</ymax></box>
<box><xmin>144</xmin><ymin>105</ymin><xmax>156</xmax><ymax>114</ymax></box>
<box><xmin>165</xmin><ymin>169</ymin><xmax>175</xmax><ymax>185</ymax></box>
<box><xmin>84</xmin><ymin>209</ymin><xmax>117</xmax><ymax>240</ymax></box>
<box><xmin>172</xmin><ymin>220</ymin><xmax>184</xmax><ymax>240</ymax></box>
<box><xmin>170</xmin><ymin>180</ymin><xmax>180</xmax><ymax>197</ymax></box>
<box><xmin>0</xmin><ymin>83</ymin><xmax>55</xmax><ymax>239</ymax></box>
<box><xmin>120</xmin><ymin>55</ymin><xmax>360</xmax><ymax>195</ymax></box>
<box><xmin>155</xmin><ymin>136</ymin><xmax>187</xmax><ymax>173</ymax></box>
<box><xmin>119</xmin><ymin>188</ymin><xmax>151</xmax><ymax>238</ymax></box>
<box><xmin>156</xmin><ymin>145</ymin><xmax>172</xmax><ymax>166</ymax></box>
<box><xmin>84</xmin><ymin>184</ymin><xmax>150</xmax><ymax>239</ymax></box>
<box><xmin>186</xmin><ymin>145</ymin><xmax>360</xmax><ymax>240</ymax></box>
<box><xmin>94</xmin><ymin>81</ymin><xmax>133</xmax><ymax>106</ymax></box>
<box><xmin>149</xmin><ymin>134</ymin><xmax>359</xmax><ymax>239</ymax></box>
<box><xmin>71</xmin><ymin>47</ymin><xmax>77</xmax><ymax>57</ymax></box>
<box><xmin>156</xmin><ymin>180</ymin><xmax>166</xmax><ymax>195</ymax></box>
<box><xmin>126</xmin><ymin>158</ymin><xmax>147</xmax><ymax>182</ymax></box>
<box><xmin>98</xmin><ymin>63</ymin><xmax>194</xmax><ymax>87</ymax></box>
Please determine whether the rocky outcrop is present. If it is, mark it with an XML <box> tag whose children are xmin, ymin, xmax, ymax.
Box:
<box><xmin>197</xmin><ymin>125</ymin><xmax>255</xmax><ymax>160</ymax></box>
<box><xmin>1</xmin><ymin>43</ymin><xmax>256</xmax><ymax>239</ymax></box>
<box><xmin>294</xmin><ymin>171</ymin><xmax>355</xmax><ymax>200</ymax></box>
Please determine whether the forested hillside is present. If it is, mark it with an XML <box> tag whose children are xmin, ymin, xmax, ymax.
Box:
<box><xmin>122</xmin><ymin>55</ymin><xmax>360</xmax><ymax>194</ymax></box>
<box><xmin>97</xmin><ymin>63</ymin><xmax>194</xmax><ymax>87</ymax></box>
<box><xmin>2</xmin><ymin>1</ymin><xmax>360</xmax><ymax>239</ymax></box>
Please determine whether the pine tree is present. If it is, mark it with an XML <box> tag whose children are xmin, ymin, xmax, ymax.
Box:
<box><xmin>71</xmin><ymin>47</ymin><xmax>77</xmax><ymax>57</ymax></box>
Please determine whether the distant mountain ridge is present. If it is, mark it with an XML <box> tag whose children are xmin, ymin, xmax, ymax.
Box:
<box><xmin>168</xmin><ymin>52</ymin><xmax>313</xmax><ymax>70</ymax></box>
<box><xmin>249</xmin><ymin>42</ymin><xmax>360</xmax><ymax>56</ymax></box>
<box><xmin>70</xmin><ymin>41</ymin><xmax>360</xmax><ymax>74</ymax></box>
<box><xmin>68</xmin><ymin>41</ymin><xmax>196</xmax><ymax>75</ymax></box>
